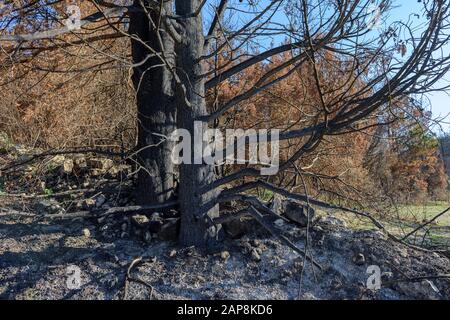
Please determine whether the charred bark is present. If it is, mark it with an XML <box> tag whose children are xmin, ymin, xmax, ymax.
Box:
<box><xmin>129</xmin><ymin>1</ymin><xmax>177</xmax><ymax>205</ymax></box>
<box><xmin>175</xmin><ymin>0</ymin><xmax>220</xmax><ymax>248</ymax></box>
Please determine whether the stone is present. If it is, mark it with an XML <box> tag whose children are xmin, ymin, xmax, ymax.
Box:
<box><xmin>87</xmin><ymin>158</ymin><xmax>114</xmax><ymax>171</ymax></box>
<box><xmin>143</xmin><ymin>231</ymin><xmax>152</xmax><ymax>243</ymax></box>
<box><xmin>50</xmin><ymin>155</ymin><xmax>65</xmax><ymax>166</ymax></box>
<box><xmin>396</xmin><ymin>280</ymin><xmax>441</xmax><ymax>300</ymax></box>
<box><xmin>352</xmin><ymin>253</ymin><xmax>366</xmax><ymax>266</ymax></box>
<box><xmin>251</xmin><ymin>249</ymin><xmax>261</xmax><ymax>262</ymax></box>
<box><xmin>157</xmin><ymin>218</ymin><xmax>180</xmax><ymax>240</ymax></box>
<box><xmin>317</xmin><ymin>235</ymin><xmax>325</xmax><ymax>246</ymax></box>
<box><xmin>223</xmin><ymin>217</ymin><xmax>259</xmax><ymax>238</ymax></box>
<box><xmin>148</xmin><ymin>215</ymin><xmax>164</xmax><ymax>234</ymax></box>
<box><xmin>220</xmin><ymin>251</ymin><xmax>230</xmax><ymax>261</ymax></box>
<box><xmin>95</xmin><ymin>194</ymin><xmax>106</xmax><ymax>208</ymax></box>
<box><xmin>74</xmin><ymin>156</ymin><xmax>87</xmax><ymax>169</ymax></box>
<box><xmin>274</xmin><ymin>219</ymin><xmax>285</xmax><ymax>227</ymax></box>
<box><xmin>321</xmin><ymin>215</ymin><xmax>347</xmax><ymax>228</ymax></box>
<box><xmin>82</xmin><ymin>228</ymin><xmax>91</xmax><ymax>238</ymax></box>
<box><xmin>381</xmin><ymin>272</ymin><xmax>394</xmax><ymax>284</ymax></box>
<box><xmin>271</xmin><ymin>196</ymin><xmax>314</xmax><ymax>227</ymax></box>
<box><xmin>62</xmin><ymin>159</ymin><xmax>74</xmax><ymax>173</ymax></box>
<box><xmin>121</xmin><ymin>223</ymin><xmax>128</xmax><ymax>232</ymax></box>
<box><xmin>301</xmin><ymin>293</ymin><xmax>318</xmax><ymax>300</ymax></box>
<box><xmin>331</xmin><ymin>278</ymin><xmax>343</xmax><ymax>290</ymax></box>
<box><xmin>241</xmin><ymin>241</ymin><xmax>253</xmax><ymax>254</ymax></box>
<box><xmin>169</xmin><ymin>250</ymin><xmax>177</xmax><ymax>258</ymax></box>
<box><xmin>293</xmin><ymin>258</ymin><xmax>304</xmax><ymax>270</ymax></box>
<box><xmin>34</xmin><ymin>199</ymin><xmax>64</xmax><ymax>215</ymax></box>
<box><xmin>84</xmin><ymin>198</ymin><xmax>96</xmax><ymax>209</ymax></box>
<box><xmin>131</xmin><ymin>214</ymin><xmax>150</xmax><ymax>228</ymax></box>
<box><xmin>97</xmin><ymin>216</ymin><xmax>107</xmax><ymax>224</ymax></box>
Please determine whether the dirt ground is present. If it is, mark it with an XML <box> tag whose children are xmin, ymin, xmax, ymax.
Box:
<box><xmin>0</xmin><ymin>208</ymin><xmax>448</xmax><ymax>300</ymax></box>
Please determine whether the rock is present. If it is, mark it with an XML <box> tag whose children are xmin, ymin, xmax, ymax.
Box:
<box><xmin>322</xmin><ymin>215</ymin><xmax>347</xmax><ymax>228</ymax></box>
<box><xmin>223</xmin><ymin>217</ymin><xmax>259</xmax><ymax>238</ymax></box>
<box><xmin>87</xmin><ymin>158</ymin><xmax>114</xmax><ymax>171</ymax></box>
<box><xmin>157</xmin><ymin>218</ymin><xmax>180</xmax><ymax>240</ymax></box>
<box><xmin>293</xmin><ymin>258</ymin><xmax>304</xmax><ymax>270</ymax></box>
<box><xmin>251</xmin><ymin>249</ymin><xmax>261</xmax><ymax>262</ymax></box>
<box><xmin>84</xmin><ymin>198</ymin><xmax>96</xmax><ymax>209</ymax></box>
<box><xmin>301</xmin><ymin>292</ymin><xmax>318</xmax><ymax>300</ymax></box>
<box><xmin>95</xmin><ymin>195</ymin><xmax>106</xmax><ymax>208</ymax></box>
<box><xmin>74</xmin><ymin>156</ymin><xmax>87</xmax><ymax>169</ymax></box>
<box><xmin>164</xmin><ymin>210</ymin><xmax>179</xmax><ymax>219</ymax></box>
<box><xmin>220</xmin><ymin>251</ymin><xmax>230</xmax><ymax>261</ymax></box>
<box><xmin>241</xmin><ymin>240</ymin><xmax>253</xmax><ymax>254</ymax></box>
<box><xmin>396</xmin><ymin>280</ymin><xmax>441</xmax><ymax>300</ymax></box>
<box><xmin>121</xmin><ymin>223</ymin><xmax>128</xmax><ymax>232</ymax></box>
<box><xmin>101</xmin><ymin>203</ymin><xmax>111</xmax><ymax>210</ymax></box>
<box><xmin>352</xmin><ymin>253</ymin><xmax>366</xmax><ymax>266</ymax></box>
<box><xmin>90</xmin><ymin>169</ymin><xmax>103</xmax><ymax>177</ymax></box>
<box><xmin>82</xmin><ymin>181</ymin><xmax>90</xmax><ymax>188</ymax></box>
<box><xmin>131</xmin><ymin>214</ymin><xmax>150</xmax><ymax>228</ymax></box>
<box><xmin>34</xmin><ymin>199</ymin><xmax>64</xmax><ymax>215</ymax></box>
<box><xmin>148</xmin><ymin>214</ymin><xmax>164</xmax><ymax>234</ymax></box>
<box><xmin>251</xmin><ymin>239</ymin><xmax>262</xmax><ymax>247</ymax></box>
<box><xmin>169</xmin><ymin>250</ymin><xmax>177</xmax><ymax>258</ymax></box>
<box><xmin>313</xmin><ymin>225</ymin><xmax>324</xmax><ymax>232</ymax></box>
<box><xmin>97</xmin><ymin>216</ymin><xmax>107</xmax><ymax>224</ymax></box>
<box><xmin>317</xmin><ymin>235</ymin><xmax>325</xmax><ymax>246</ymax></box>
<box><xmin>381</xmin><ymin>272</ymin><xmax>394</xmax><ymax>284</ymax></box>
<box><xmin>49</xmin><ymin>155</ymin><xmax>65</xmax><ymax>167</ymax></box>
<box><xmin>331</xmin><ymin>277</ymin><xmax>343</xmax><ymax>290</ymax></box>
<box><xmin>82</xmin><ymin>228</ymin><xmax>91</xmax><ymax>238</ymax></box>
<box><xmin>271</xmin><ymin>196</ymin><xmax>314</xmax><ymax>227</ymax></box>
<box><xmin>398</xmin><ymin>248</ymin><xmax>408</xmax><ymax>258</ymax></box>
<box><xmin>274</xmin><ymin>219</ymin><xmax>285</xmax><ymax>227</ymax></box>
<box><xmin>143</xmin><ymin>231</ymin><xmax>152</xmax><ymax>243</ymax></box>
<box><xmin>62</xmin><ymin>159</ymin><xmax>74</xmax><ymax>173</ymax></box>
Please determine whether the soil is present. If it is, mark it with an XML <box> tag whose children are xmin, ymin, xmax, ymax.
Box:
<box><xmin>0</xmin><ymin>208</ymin><xmax>448</xmax><ymax>300</ymax></box>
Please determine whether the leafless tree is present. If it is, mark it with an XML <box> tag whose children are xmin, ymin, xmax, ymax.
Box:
<box><xmin>1</xmin><ymin>0</ymin><xmax>450</xmax><ymax>248</ymax></box>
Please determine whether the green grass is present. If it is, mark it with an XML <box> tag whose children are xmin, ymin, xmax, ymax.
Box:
<box><xmin>328</xmin><ymin>202</ymin><xmax>450</xmax><ymax>250</ymax></box>
<box><xmin>394</xmin><ymin>202</ymin><xmax>450</xmax><ymax>226</ymax></box>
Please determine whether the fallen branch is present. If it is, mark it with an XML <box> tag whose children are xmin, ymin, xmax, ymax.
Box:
<box><xmin>248</xmin><ymin>206</ymin><xmax>323</xmax><ymax>271</ymax></box>
<box><xmin>41</xmin><ymin>201</ymin><xmax>179</xmax><ymax>220</ymax></box>
<box><xmin>382</xmin><ymin>274</ymin><xmax>450</xmax><ymax>287</ymax></box>
<box><xmin>0</xmin><ymin>209</ymin><xmax>37</xmax><ymax>218</ymax></box>
<box><xmin>219</xmin><ymin>180</ymin><xmax>442</xmax><ymax>253</ymax></box>
<box><xmin>123</xmin><ymin>257</ymin><xmax>157</xmax><ymax>300</ymax></box>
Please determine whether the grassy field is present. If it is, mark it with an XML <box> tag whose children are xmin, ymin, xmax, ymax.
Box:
<box><xmin>330</xmin><ymin>202</ymin><xmax>450</xmax><ymax>250</ymax></box>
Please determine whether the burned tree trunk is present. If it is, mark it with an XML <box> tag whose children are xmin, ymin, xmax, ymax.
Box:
<box><xmin>175</xmin><ymin>0</ymin><xmax>220</xmax><ymax>248</ymax></box>
<box><xmin>129</xmin><ymin>1</ymin><xmax>177</xmax><ymax>205</ymax></box>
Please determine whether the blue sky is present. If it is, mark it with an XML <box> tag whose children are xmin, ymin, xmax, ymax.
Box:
<box><xmin>382</xmin><ymin>1</ymin><xmax>450</xmax><ymax>134</ymax></box>
<box><xmin>230</xmin><ymin>0</ymin><xmax>450</xmax><ymax>134</ymax></box>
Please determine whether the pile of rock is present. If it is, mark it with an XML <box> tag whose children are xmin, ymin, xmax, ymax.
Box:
<box><xmin>96</xmin><ymin>211</ymin><xmax>180</xmax><ymax>243</ymax></box>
